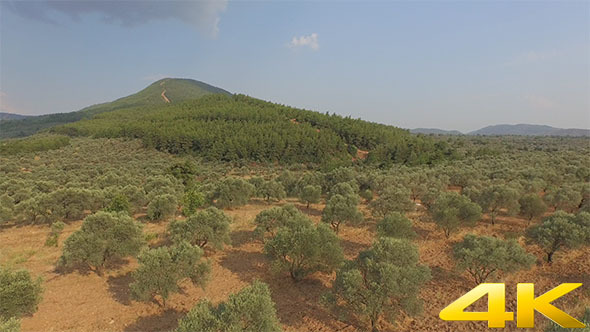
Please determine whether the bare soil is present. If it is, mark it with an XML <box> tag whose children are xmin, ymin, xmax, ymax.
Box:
<box><xmin>1</xmin><ymin>199</ymin><xmax>588</xmax><ymax>332</ymax></box>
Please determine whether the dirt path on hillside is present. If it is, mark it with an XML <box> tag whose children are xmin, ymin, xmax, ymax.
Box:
<box><xmin>161</xmin><ymin>89</ymin><xmax>170</xmax><ymax>103</ymax></box>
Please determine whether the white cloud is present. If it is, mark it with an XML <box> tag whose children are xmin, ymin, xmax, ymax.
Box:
<box><xmin>3</xmin><ymin>0</ymin><xmax>228</xmax><ymax>38</ymax></box>
<box><xmin>288</xmin><ymin>33</ymin><xmax>319</xmax><ymax>51</ymax></box>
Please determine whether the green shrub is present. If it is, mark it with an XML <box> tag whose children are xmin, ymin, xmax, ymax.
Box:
<box><xmin>0</xmin><ymin>267</ymin><xmax>42</xmax><ymax>319</ymax></box>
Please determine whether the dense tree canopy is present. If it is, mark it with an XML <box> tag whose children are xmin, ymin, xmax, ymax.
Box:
<box><xmin>51</xmin><ymin>94</ymin><xmax>453</xmax><ymax>165</ymax></box>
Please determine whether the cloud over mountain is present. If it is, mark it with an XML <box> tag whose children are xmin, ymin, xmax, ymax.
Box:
<box><xmin>2</xmin><ymin>0</ymin><xmax>227</xmax><ymax>37</ymax></box>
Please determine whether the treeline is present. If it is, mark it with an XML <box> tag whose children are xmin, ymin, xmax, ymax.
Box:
<box><xmin>0</xmin><ymin>135</ymin><xmax>70</xmax><ymax>155</ymax></box>
<box><xmin>51</xmin><ymin>94</ymin><xmax>455</xmax><ymax>165</ymax></box>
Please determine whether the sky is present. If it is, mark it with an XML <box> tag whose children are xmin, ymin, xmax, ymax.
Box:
<box><xmin>0</xmin><ymin>0</ymin><xmax>588</xmax><ymax>132</ymax></box>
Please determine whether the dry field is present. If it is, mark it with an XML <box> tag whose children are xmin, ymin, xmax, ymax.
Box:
<box><xmin>1</xmin><ymin>198</ymin><xmax>588</xmax><ymax>332</ymax></box>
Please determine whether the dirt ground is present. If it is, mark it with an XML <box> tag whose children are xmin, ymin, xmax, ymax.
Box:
<box><xmin>1</xmin><ymin>198</ymin><xmax>588</xmax><ymax>332</ymax></box>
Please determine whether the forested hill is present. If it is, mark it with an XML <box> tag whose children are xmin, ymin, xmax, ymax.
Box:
<box><xmin>51</xmin><ymin>93</ymin><xmax>455</xmax><ymax>165</ymax></box>
<box><xmin>0</xmin><ymin>78</ymin><xmax>230</xmax><ymax>138</ymax></box>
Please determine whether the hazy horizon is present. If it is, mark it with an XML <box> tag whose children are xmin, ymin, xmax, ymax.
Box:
<box><xmin>1</xmin><ymin>1</ymin><xmax>589</xmax><ymax>132</ymax></box>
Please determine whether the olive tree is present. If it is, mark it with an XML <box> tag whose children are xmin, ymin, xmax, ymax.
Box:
<box><xmin>299</xmin><ymin>185</ymin><xmax>321</xmax><ymax>209</ymax></box>
<box><xmin>59</xmin><ymin>211</ymin><xmax>144</xmax><ymax>273</ymax></box>
<box><xmin>259</xmin><ymin>180</ymin><xmax>286</xmax><ymax>202</ymax></box>
<box><xmin>120</xmin><ymin>185</ymin><xmax>147</xmax><ymax>213</ymax></box>
<box><xmin>253</xmin><ymin>205</ymin><xmax>310</xmax><ymax>240</ymax></box>
<box><xmin>322</xmin><ymin>194</ymin><xmax>363</xmax><ymax>233</ymax></box>
<box><xmin>429</xmin><ymin>192</ymin><xmax>481</xmax><ymax>238</ymax></box>
<box><xmin>518</xmin><ymin>193</ymin><xmax>547</xmax><ymax>224</ymax></box>
<box><xmin>146</xmin><ymin>194</ymin><xmax>177</xmax><ymax>221</ymax></box>
<box><xmin>212</xmin><ymin>178</ymin><xmax>255</xmax><ymax>209</ymax></box>
<box><xmin>277</xmin><ymin>170</ymin><xmax>298</xmax><ymax>197</ymax></box>
<box><xmin>105</xmin><ymin>193</ymin><xmax>131</xmax><ymax>215</ymax></box>
<box><xmin>0</xmin><ymin>267</ymin><xmax>42</xmax><ymax>319</ymax></box>
<box><xmin>181</xmin><ymin>187</ymin><xmax>205</xmax><ymax>217</ymax></box>
<box><xmin>264</xmin><ymin>223</ymin><xmax>343</xmax><ymax>281</ymax></box>
<box><xmin>327</xmin><ymin>182</ymin><xmax>358</xmax><ymax>200</ymax></box>
<box><xmin>0</xmin><ymin>317</ymin><xmax>20</xmax><ymax>332</ymax></box>
<box><xmin>453</xmin><ymin>234</ymin><xmax>535</xmax><ymax>285</ymax></box>
<box><xmin>168</xmin><ymin>207</ymin><xmax>232</xmax><ymax>250</ymax></box>
<box><xmin>369</xmin><ymin>187</ymin><xmax>414</xmax><ymax>218</ymax></box>
<box><xmin>526</xmin><ymin>211</ymin><xmax>590</xmax><ymax>263</ymax></box>
<box><xmin>0</xmin><ymin>194</ymin><xmax>14</xmax><ymax>224</ymax></box>
<box><xmin>472</xmin><ymin>185</ymin><xmax>520</xmax><ymax>225</ymax></box>
<box><xmin>376</xmin><ymin>212</ymin><xmax>416</xmax><ymax>239</ymax></box>
<box><xmin>176</xmin><ymin>281</ymin><xmax>281</xmax><ymax>332</ymax></box>
<box><xmin>325</xmin><ymin>238</ymin><xmax>431</xmax><ymax>332</ymax></box>
<box><xmin>546</xmin><ymin>186</ymin><xmax>583</xmax><ymax>213</ymax></box>
<box><xmin>130</xmin><ymin>241</ymin><xmax>210</xmax><ymax>306</ymax></box>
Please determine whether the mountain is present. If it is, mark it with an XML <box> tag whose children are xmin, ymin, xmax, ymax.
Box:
<box><xmin>44</xmin><ymin>84</ymin><xmax>454</xmax><ymax>165</ymax></box>
<box><xmin>0</xmin><ymin>78</ymin><xmax>231</xmax><ymax>138</ymax></box>
<box><xmin>0</xmin><ymin>112</ymin><xmax>30</xmax><ymax>121</ymax></box>
<box><xmin>469</xmin><ymin>124</ymin><xmax>590</xmax><ymax>137</ymax></box>
<box><xmin>411</xmin><ymin>128</ymin><xmax>463</xmax><ymax>135</ymax></box>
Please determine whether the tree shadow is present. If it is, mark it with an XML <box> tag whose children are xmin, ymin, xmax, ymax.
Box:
<box><xmin>107</xmin><ymin>271</ymin><xmax>134</xmax><ymax>305</ymax></box>
<box><xmin>123</xmin><ymin>308</ymin><xmax>184</xmax><ymax>332</ymax></box>
<box><xmin>294</xmin><ymin>203</ymin><xmax>323</xmax><ymax>217</ymax></box>
<box><xmin>339</xmin><ymin>238</ymin><xmax>368</xmax><ymax>258</ymax></box>
<box><xmin>219</xmin><ymin>249</ymin><xmax>267</xmax><ymax>283</ymax></box>
<box><xmin>54</xmin><ymin>257</ymin><xmax>131</xmax><ymax>277</ymax></box>
<box><xmin>230</xmin><ymin>229</ymin><xmax>255</xmax><ymax>248</ymax></box>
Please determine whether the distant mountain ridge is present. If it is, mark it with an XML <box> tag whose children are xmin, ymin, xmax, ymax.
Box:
<box><xmin>0</xmin><ymin>78</ymin><xmax>231</xmax><ymax>138</ymax></box>
<box><xmin>469</xmin><ymin>124</ymin><xmax>590</xmax><ymax>136</ymax></box>
<box><xmin>410</xmin><ymin>128</ymin><xmax>463</xmax><ymax>135</ymax></box>
<box><xmin>411</xmin><ymin>124</ymin><xmax>590</xmax><ymax>137</ymax></box>
<box><xmin>0</xmin><ymin>112</ymin><xmax>30</xmax><ymax>121</ymax></box>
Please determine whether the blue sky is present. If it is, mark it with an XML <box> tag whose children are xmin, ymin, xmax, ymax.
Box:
<box><xmin>1</xmin><ymin>0</ymin><xmax>588</xmax><ymax>132</ymax></box>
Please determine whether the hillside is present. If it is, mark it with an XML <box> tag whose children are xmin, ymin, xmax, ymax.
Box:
<box><xmin>0</xmin><ymin>78</ymin><xmax>231</xmax><ymax>138</ymax></box>
<box><xmin>411</xmin><ymin>128</ymin><xmax>463</xmax><ymax>135</ymax></box>
<box><xmin>469</xmin><ymin>124</ymin><xmax>590</xmax><ymax>136</ymax></box>
<box><xmin>50</xmin><ymin>91</ymin><xmax>454</xmax><ymax>165</ymax></box>
<box><xmin>0</xmin><ymin>112</ymin><xmax>30</xmax><ymax>121</ymax></box>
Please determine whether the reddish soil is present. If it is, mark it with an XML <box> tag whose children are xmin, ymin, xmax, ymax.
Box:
<box><xmin>1</xmin><ymin>199</ymin><xmax>588</xmax><ymax>332</ymax></box>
